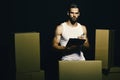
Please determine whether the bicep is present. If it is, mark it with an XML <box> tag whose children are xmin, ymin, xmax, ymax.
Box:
<box><xmin>53</xmin><ymin>34</ymin><xmax>61</xmax><ymax>45</ymax></box>
<box><xmin>82</xmin><ymin>25</ymin><xmax>89</xmax><ymax>43</ymax></box>
<box><xmin>53</xmin><ymin>25</ymin><xmax>62</xmax><ymax>46</ymax></box>
<box><xmin>82</xmin><ymin>26</ymin><xmax>87</xmax><ymax>39</ymax></box>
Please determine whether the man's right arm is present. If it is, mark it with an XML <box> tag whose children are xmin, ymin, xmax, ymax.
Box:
<box><xmin>52</xmin><ymin>25</ymin><xmax>65</xmax><ymax>50</ymax></box>
<box><xmin>52</xmin><ymin>25</ymin><xmax>81</xmax><ymax>55</ymax></box>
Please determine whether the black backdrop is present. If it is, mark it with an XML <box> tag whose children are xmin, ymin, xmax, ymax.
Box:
<box><xmin>1</xmin><ymin>0</ymin><xmax>120</xmax><ymax>80</ymax></box>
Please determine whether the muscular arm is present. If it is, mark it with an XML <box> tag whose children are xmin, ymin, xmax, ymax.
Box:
<box><xmin>80</xmin><ymin>25</ymin><xmax>90</xmax><ymax>48</ymax></box>
<box><xmin>52</xmin><ymin>25</ymin><xmax>65</xmax><ymax>50</ymax></box>
<box><xmin>52</xmin><ymin>25</ymin><xmax>80</xmax><ymax>55</ymax></box>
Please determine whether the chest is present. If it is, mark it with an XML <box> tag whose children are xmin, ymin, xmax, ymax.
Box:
<box><xmin>62</xmin><ymin>26</ymin><xmax>84</xmax><ymax>40</ymax></box>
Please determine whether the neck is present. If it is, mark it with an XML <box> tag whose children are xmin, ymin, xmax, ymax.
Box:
<box><xmin>67</xmin><ymin>20</ymin><xmax>78</xmax><ymax>27</ymax></box>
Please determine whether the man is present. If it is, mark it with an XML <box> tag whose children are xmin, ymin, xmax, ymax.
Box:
<box><xmin>52</xmin><ymin>3</ymin><xmax>89</xmax><ymax>60</ymax></box>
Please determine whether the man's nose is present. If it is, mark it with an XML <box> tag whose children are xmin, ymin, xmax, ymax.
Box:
<box><xmin>73</xmin><ymin>14</ymin><xmax>76</xmax><ymax>17</ymax></box>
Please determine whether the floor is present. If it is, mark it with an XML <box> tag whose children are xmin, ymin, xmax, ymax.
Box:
<box><xmin>102</xmin><ymin>67</ymin><xmax>120</xmax><ymax>80</ymax></box>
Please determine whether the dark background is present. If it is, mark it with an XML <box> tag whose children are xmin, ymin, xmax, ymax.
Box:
<box><xmin>1</xmin><ymin>0</ymin><xmax>120</xmax><ymax>80</ymax></box>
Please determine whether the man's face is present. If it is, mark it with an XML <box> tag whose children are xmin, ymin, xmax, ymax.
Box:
<box><xmin>68</xmin><ymin>8</ymin><xmax>80</xmax><ymax>23</ymax></box>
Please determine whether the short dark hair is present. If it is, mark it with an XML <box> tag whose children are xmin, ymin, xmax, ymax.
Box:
<box><xmin>68</xmin><ymin>3</ymin><xmax>79</xmax><ymax>12</ymax></box>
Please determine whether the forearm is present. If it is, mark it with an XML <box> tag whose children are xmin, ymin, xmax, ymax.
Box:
<box><xmin>55</xmin><ymin>46</ymin><xmax>66</xmax><ymax>50</ymax></box>
<box><xmin>53</xmin><ymin>44</ymin><xmax>66</xmax><ymax>50</ymax></box>
<box><xmin>53</xmin><ymin>44</ymin><xmax>76</xmax><ymax>52</ymax></box>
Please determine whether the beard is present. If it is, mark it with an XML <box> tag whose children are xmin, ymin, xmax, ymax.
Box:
<box><xmin>69</xmin><ymin>16</ymin><xmax>78</xmax><ymax>24</ymax></box>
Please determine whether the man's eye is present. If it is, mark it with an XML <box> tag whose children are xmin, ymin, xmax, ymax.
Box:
<box><xmin>70</xmin><ymin>12</ymin><xmax>79</xmax><ymax>14</ymax></box>
<box><xmin>76</xmin><ymin>13</ymin><xmax>79</xmax><ymax>14</ymax></box>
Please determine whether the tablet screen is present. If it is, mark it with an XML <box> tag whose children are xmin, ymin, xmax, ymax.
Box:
<box><xmin>66</xmin><ymin>38</ymin><xmax>85</xmax><ymax>47</ymax></box>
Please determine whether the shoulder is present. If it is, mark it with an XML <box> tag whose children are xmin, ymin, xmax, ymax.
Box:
<box><xmin>56</xmin><ymin>22</ymin><xmax>66</xmax><ymax>30</ymax></box>
<box><xmin>55</xmin><ymin>23</ymin><xmax>64</xmax><ymax>34</ymax></box>
<box><xmin>78</xmin><ymin>23</ymin><xmax>86</xmax><ymax>28</ymax></box>
<box><xmin>78</xmin><ymin>24</ymin><xmax>87</xmax><ymax>33</ymax></box>
<box><xmin>81</xmin><ymin>24</ymin><xmax>86</xmax><ymax>28</ymax></box>
<box><xmin>80</xmin><ymin>24</ymin><xmax>87</xmax><ymax>31</ymax></box>
<box><xmin>56</xmin><ymin>23</ymin><xmax>63</xmax><ymax>31</ymax></box>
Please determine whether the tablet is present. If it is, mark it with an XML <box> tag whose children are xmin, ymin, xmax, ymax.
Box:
<box><xmin>66</xmin><ymin>38</ymin><xmax>85</xmax><ymax>47</ymax></box>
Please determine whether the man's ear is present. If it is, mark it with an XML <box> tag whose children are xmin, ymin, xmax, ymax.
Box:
<box><xmin>67</xmin><ymin>11</ymin><xmax>69</xmax><ymax>16</ymax></box>
<box><xmin>78</xmin><ymin>12</ymin><xmax>80</xmax><ymax>16</ymax></box>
